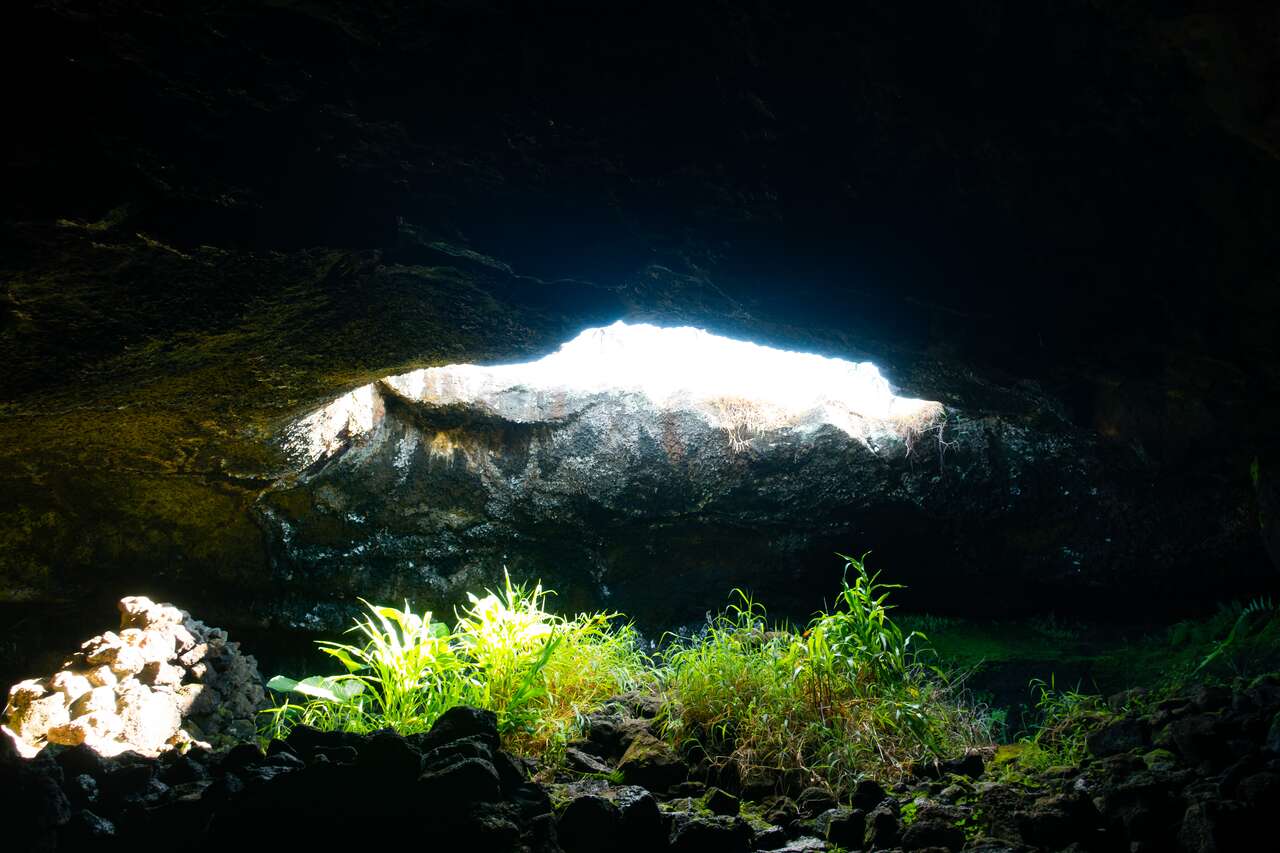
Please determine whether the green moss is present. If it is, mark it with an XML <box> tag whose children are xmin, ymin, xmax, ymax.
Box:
<box><xmin>0</xmin><ymin>226</ymin><xmax>598</xmax><ymax>612</ymax></box>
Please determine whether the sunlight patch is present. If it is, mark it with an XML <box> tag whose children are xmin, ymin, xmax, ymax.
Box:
<box><xmin>285</xmin><ymin>321</ymin><xmax>943</xmax><ymax>463</ymax></box>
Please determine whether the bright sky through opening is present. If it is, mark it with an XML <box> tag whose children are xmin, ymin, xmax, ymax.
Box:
<box><xmin>289</xmin><ymin>322</ymin><xmax>941</xmax><ymax>465</ymax></box>
<box><xmin>390</xmin><ymin>321</ymin><xmax>935</xmax><ymax>421</ymax></box>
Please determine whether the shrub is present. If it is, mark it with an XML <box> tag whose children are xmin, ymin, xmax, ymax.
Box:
<box><xmin>659</xmin><ymin>553</ymin><xmax>989</xmax><ymax>790</ymax></box>
<box><xmin>996</xmin><ymin>676</ymin><xmax>1104</xmax><ymax>775</ymax></box>
<box><xmin>262</xmin><ymin>571</ymin><xmax>649</xmax><ymax>758</ymax></box>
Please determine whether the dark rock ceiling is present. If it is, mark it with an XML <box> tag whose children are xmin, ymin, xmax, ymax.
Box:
<box><xmin>2</xmin><ymin>0</ymin><xmax>1278</xmax><ymax>627</ymax></box>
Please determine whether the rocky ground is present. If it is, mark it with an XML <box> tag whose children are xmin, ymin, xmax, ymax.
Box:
<box><xmin>5</xmin><ymin>671</ymin><xmax>1280</xmax><ymax>852</ymax></box>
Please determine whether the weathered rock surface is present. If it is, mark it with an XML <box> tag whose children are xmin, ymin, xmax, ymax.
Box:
<box><xmin>3</xmin><ymin>597</ymin><xmax>265</xmax><ymax>757</ymax></box>
<box><xmin>5</xmin><ymin>673</ymin><xmax>1280</xmax><ymax>851</ymax></box>
<box><xmin>2</xmin><ymin>0</ymin><xmax>1279</xmax><ymax>644</ymax></box>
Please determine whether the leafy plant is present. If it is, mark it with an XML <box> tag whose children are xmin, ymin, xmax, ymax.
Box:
<box><xmin>261</xmin><ymin>599</ymin><xmax>472</xmax><ymax>739</ymax></box>
<box><xmin>997</xmin><ymin>675</ymin><xmax>1104</xmax><ymax>775</ymax></box>
<box><xmin>1194</xmin><ymin>597</ymin><xmax>1276</xmax><ymax>675</ymax></box>
<box><xmin>261</xmin><ymin>572</ymin><xmax>649</xmax><ymax>760</ymax></box>
<box><xmin>660</xmin><ymin>553</ymin><xmax>990</xmax><ymax>791</ymax></box>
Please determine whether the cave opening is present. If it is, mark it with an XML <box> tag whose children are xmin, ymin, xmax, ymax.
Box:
<box><xmin>5</xmin><ymin>2</ymin><xmax>1280</xmax><ymax>846</ymax></box>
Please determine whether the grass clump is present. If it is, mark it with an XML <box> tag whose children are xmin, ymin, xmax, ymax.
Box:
<box><xmin>659</xmin><ymin>553</ymin><xmax>989</xmax><ymax>791</ymax></box>
<box><xmin>261</xmin><ymin>571</ymin><xmax>649</xmax><ymax>758</ymax></box>
<box><xmin>996</xmin><ymin>677</ymin><xmax>1106</xmax><ymax>776</ymax></box>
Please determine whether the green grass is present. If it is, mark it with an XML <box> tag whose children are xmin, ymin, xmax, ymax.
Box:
<box><xmin>261</xmin><ymin>571</ymin><xmax>651</xmax><ymax>760</ymax></box>
<box><xmin>260</xmin><ymin>555</ymin><xmax>992</xmax><ymax>787</ymax></box>
<box><xmin>995</xmin><ymin>676</ymin><xmax>1107</xmax><ymax>776</ymax></box>
<box><xmin>658</xmin><ymin>554</ymin><xmax>990</xmax><ymax>790</ymax></box>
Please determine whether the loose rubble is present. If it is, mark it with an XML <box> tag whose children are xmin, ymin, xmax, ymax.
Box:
<box><xmin>3</xmin><ymin>596</ymin><xmax>265</xmax><ymax>758</ymax></box>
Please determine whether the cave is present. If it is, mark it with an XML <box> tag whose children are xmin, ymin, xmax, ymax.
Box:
<box><xmin>3</xmin><ymin>2</ymin><xmax>1280</xmax><ymax>851</ymax></box>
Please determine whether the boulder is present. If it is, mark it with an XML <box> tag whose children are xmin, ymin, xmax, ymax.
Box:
<box><xmin>617</xmin><ymin>732</ymin><xmax>686</xmax><ymax>792</ymax></box>
<box><xmin>557</xmin><ymin>795</ymin><xmax>622</xmax><ymax>853</ymax></box>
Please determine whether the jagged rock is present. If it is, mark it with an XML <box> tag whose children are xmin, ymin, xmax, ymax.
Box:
<box><xmin>864</xmin><ymin>801</ymin><xmax>902</xmax><ymax>850</ymax></box>
<box><xmin>825</xmin><ymin>807</ymin><xmax>867</xmax><ymax>847</ymax></box>
<box><xmin>1087</xmin><ymin>718</ymin><xmax>1150</xmax><ymax>758</ymax></box>
<box><xmin>796</xmin><ymin>785</ymin><xmax>838</xmax><ymax>817</ymax></box>
<box><xmin>557</xmin><ymin>794</ymin><xmax>622</xmax><ymax>853</ymax></box>
<box><xmin>902</xmin><ymin>816</ymin><xmax>965</xmax><ymax>850</ymax></box>
<box><xmin>704</xmin><ymin>785</ymin><xmax>740</xmax><ymax>816</ymax></box>
<box><xmin>617</xmin><ymin>732</ymin><xmax>686</xmax><ymax>792</ymax></box>
<box><xmin>667</xmin><ymin>811</ymin><xmax>753</xmax><ymax>853</ymax></box>
<box><xmin>565</xmin><ymin>746</ymin><xmax>614</xmax><ymax>775</ymax></box>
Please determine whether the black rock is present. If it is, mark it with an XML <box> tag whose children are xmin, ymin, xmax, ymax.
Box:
<box><xmin>851</xmin><ymin>777</ymin><xmax>889</xmax><ymax>811</ymax></box>
<box><xmin>705</xmin><ymin>786</ymin><xmax>741</xmax><ymax>816</ymax></box>
<box><xmin>795</xmin><ymin>785</ymin><xmax>837</xmax><ymax>818</ymax></box>
<box><xmin>59</xmin><ymin>809</ymin><xmax>116</xmax><ymax>843</ymax></box>
<box><xmin>902</xmin><ymin>817</ymin><xmax>966</xmax><ymax>851</ymax></box>
<box><xmin>55</xmin><ymin>743</ymin><xmax>107</xmax><ymax>780</ymax></box>
<box><xmin>159</xmin><ymin>754</ymin><xmax>208</xmax><ymax>785</ymax></box>
<box><xmin>221</xmin><ymin>742</ymin><xmax>264</xmax><ymax>773</ymax></box>
<box><xmin>66</xmin><ymin>772</ymin><xmax>99</xmax><ymax>807</ymax></box>
<box><xmin>418</xmin><ymin>756</ymin><xmax>503</xmax><ymax>806</ymax></box>
<box><xmin>414</xmin><ymin>706</ymin><xmax>500</xmax><ymax>752</ymax></box>
<box><xmin>864</xmin><ymin>802</ymin><xmax>902</xmax><ymax>850</ymax></box>
<box><xmin>101</xmin><ymin>762</ymin><xmax>155</xmax><ymax>799</ymax></box>
<box><xmin>825</xmin><ymin>807</ymin><xmax>866</xmax><ymax>848</ymax></box>
<box><xmin>313</xmin><ymin>745</ymin><xmax>359</xmax><ymax>765</ymax></box>
<box><xmin>557</xmin><ymin>794</ymin><xmax>623</xmax><ymax>853</ymax></box>
<box><xmin>1170</xmin><ymin>714</ymin><xmax>1227</xmax><ymax>769</ymax></box>
<box><xmin>565</xmin><ymin>745</ymin><xmax>614</xmax><ymax>775</ymax></box>
<box><xmin>1087</xmin><ymin>718</ymin><xmax>1151</xmax><ymax>758</ymax></box>
<box><xmin>265</xmin><ymin>749</ymin><xmax>307</xmax><ymax>770</ymax></box>
<box><xmin>938</xmin><ymin>750</ymin><xmax>987</xmax><ymax>779</ymax></box>
<box><xmin>356</xmin><ymin>730</ymin><xmax>422</xmax><ymax>782</ymax></box>
<box><xmin>667</xmin><ymin>812</ymin><xmax>752</xmax><ymax>853</ymax></box>
<box><xmin>615</xmin><ymin>785</ymin><xmax>664</xmax><ymax>850</ymax></box>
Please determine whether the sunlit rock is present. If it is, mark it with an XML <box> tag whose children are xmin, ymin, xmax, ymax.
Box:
<box><xmin>2</xmin><ymin>596</ymin><xmax>266</xmax><ymax>757</ymax></box>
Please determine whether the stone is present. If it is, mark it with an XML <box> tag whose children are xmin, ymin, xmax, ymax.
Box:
<box><xmin>864</xmin><ymin>801</ymin><xmax>902</xmax><ymax>850</ymax></box>
<box><xmin>902</xmin><ymin>817</ymin><xmax>966</xmax><ymax>850</ymax></box>
<box><xmin>617</xmin><ymin>732</ymin><xmax>686</xmax><ymax>792</ymax></box>
<box><xmin>1086</xmin><ymin>717</ymin><xmax>1150</xmax><ymax>758</ymax></box>
<box><xmin>852</xmin><ymin>777</ymin><xmax>889</xmax><ymax>811</ymax></box>
<box><xmin>49</xmin><ymin>671</ymin><xmax>92</xmax><ymax>702</ymax></box>
<box><xmin>1265</xmin><ymin>711</ymin><xmax>1280</xmax><ymax>754</ymax></box>
<box><xmin>565</xmin><ymin>745</ymin><xmax>614</xmax><ymax>775</ymax></box>
<box><xmin>86</xmin><ymin>666</ymin><xmax>117</xmax><ymax>688</ymax></box>
<box><xmin>614</xmin><ymin>785</ymin><xmax>663</xmax><ymax>848</ymax></box>
<box><xmin>1142</xmin><ymin>748</ymin><xmax>1178</xmax><ymax>771</ymax></box>
<box><xmin>115</xmin><ymin>683</ymin><xmax>182</xmax><ymax>755</ymax></box>
<box><xmin>7</xmin><ymin>692</ymin><xmax>70</xmax><ymax>742</ymax></box>
<box><xmin>413</xmin><ymin>705</ymin><xmax>500</xmax><ymax>752</ymax></box>
<box><xmin>417</xmin><ymin>757</ymin><xmax>503</xmax><ymax>805</ymax></box>
<box><xmin>825</xmin><ymin>807</ymin><xmax>866</xmax><ymax>847</ymax></box>
<box><xmin>704</xmin><ymin>786</ymin><xmax>740</xmax><ymax>816</ymax></box>
<box><xmin>356</xmin><ymin>730</ymin><xmax>422</xmax><ymax>783</ymax></box>
<box><xmin>667</xmin><ymin>812</ymin><xmax>752</xmax><ymax>853</ymax></box>
<box><xmin>61</xmin><ymin>809</ymin><xmax>116</xmax><ymax>841</ymax></box>
<box><xmin>557</xmin><ymin>795</ymin><xmax>622</xmax><ymax>853</ymax></box>
<box><xmin>796</xmin><ymin>785</ymin><xmax>838</xmax><ymax>817</ymax></box>
<box><xmin>69</xmin><ymin>685</ymin><xmax>116</xmax><ymax>718</ymax></box>
<box><xmin>109</xmin><ymin>645</ymin><xmax>145</xmax><ymax>676</ymax></box>
<box><xmin>1170</xmin><ymin>714</ymin><xmax>1227</xmax><ymax>769</ymax></box>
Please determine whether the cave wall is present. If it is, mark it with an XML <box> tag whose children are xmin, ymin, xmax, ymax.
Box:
<box><xmin>2</xmin><ymin>0</ymin><xmax>1278</xmax><ymax>630</ymax></box>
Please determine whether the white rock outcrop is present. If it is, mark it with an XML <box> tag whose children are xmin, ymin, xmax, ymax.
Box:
<box><xmin>2</xmin><ymin>596</ymin><xmax>266</xmax><ymax>757</ymax></box>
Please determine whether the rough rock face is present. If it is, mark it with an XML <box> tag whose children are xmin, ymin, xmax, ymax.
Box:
<box><xmin>2</xmin><ymin>0</ymin><xmax>1279</xmax><ymax>635</ymax></box>
<box><xmin>256</xmin><ymin>354</ymin><xmax>1263</xmax><ymax>629</ymax></box>
<box><xmin>3</xmin><ymin>597</ymin><xmax>265</xmax><ymax>757</ymax></box>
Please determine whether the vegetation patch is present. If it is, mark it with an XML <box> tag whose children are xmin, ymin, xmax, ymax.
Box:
<box><xmin>658</xmin><ymin>554</ymin><xmax>989</xmax><ymax>790</ymax></box>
